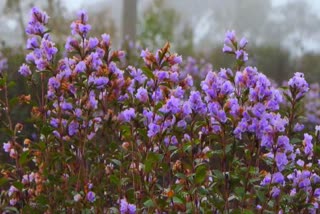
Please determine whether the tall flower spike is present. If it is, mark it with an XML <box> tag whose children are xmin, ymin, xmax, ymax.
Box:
<box><xmin>26</xmin><ymin>7</ymin><xmax>49</xmax><ymax>36</ymax></box>
<box><xmin>222</xmin><ymin>30</ymin><xmax>249</xmax><ymax>62</ymax></box>
<box><xmin>70</xmin><ymin>9</ymin><xmax>91</xmax><ymax>38</ymax></box>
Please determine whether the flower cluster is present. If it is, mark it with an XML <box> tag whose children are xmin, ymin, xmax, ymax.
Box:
<box><xmin>19</xmin><ymin>7</ymin><xmax>57</xmax><ymax>75</ymax></box>
<box><xmin>222</xmin><ymin>30</ymin><xmax>248</xmax><ymax>62</ymax></box>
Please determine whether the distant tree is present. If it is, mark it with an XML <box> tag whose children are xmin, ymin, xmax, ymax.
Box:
<box><xmin>137</xmin><ymin>0</ymin><xmax>179</xmax><ymax>50</ymax></box>
<box><xmin>122</xmin><ymin>0</ymin><xmax>137</xmax><ymax>41</ymax></box>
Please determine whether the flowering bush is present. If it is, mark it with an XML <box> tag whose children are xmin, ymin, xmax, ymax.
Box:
<box><xmin>1</xmin><ymin>7</ymin><xmax>320</xmax><ymax>213</ymax></box>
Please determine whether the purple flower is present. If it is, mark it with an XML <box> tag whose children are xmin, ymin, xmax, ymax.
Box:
<box><xmin>168</xmin><ymin>54</ymin><xmax>182</xmax><ymax>65</ymax></box>
<box><xmin>70</xmin><ymin>10</ymin><xmax>91</xmax><ymax>37</ymax></box>
<box><xmin>8</xmin><ymin>185</ymin><xmax>18</xmax><ymax>197</ymax></box>
<box><xmin>68</xmin><ymin>121</ymin><xmax>79</xmax><ymax>136</ymax></box>
<box><xmin>101</xmin><ymin>34</ymin><xmax>110</xmax><ymax>47</ymax></box>
<box><xmin>288</xmin><ymin>72</ymin><xmax>309</xmax><ymax>99</ymax></box>
<box><xmin>3</xmin><ymin>142</ymin><xmax>11</xmax><ymax>153</ymax></box>
<box><xmin>165</xmin><ymin>96</ymin><xmax>181</xmax><ymax>114</ymax></box>
<box><xmin>181</xmin><ymin>102</ymin><xmax>191</xmax><ymax>116</ymax></box>
<box><xmin>156</xmin><ymin>70</ymin><xmax>169</xmax><ymax>81</ymax></box>
<box><xmin>48</xmin><ymin>77</ymin><xmax>60</xmax><ymax>89</ymax></box>
<box><xmin>88</xmin><ymin>52</ymin><xmax>102</xmax><ymax>70</ymax></box>
<box><xmin>0</xmin><ymin>55</ymin><xmax>8</xmax><ymax>74</ymax></box>
<box><xmin>86</xmin><ymin>191</ymin><xmax>95</xmax><ymax>203</ymax></box>
<box><xmin>30</xmin><ymin>7</ymin><xmax>49</xmax><ymax>25</ymax></box>
<box><xmin>169</xmin><ymin>72</ymin><xmax>179</xmax><ymax>82</ymax></box>
<box><xmin>271</xmin><ymin>186</ymin><xmax>280</xmax><ymax>198</ymax></box>
<box><xmin>89</xmin><ymin>91</ymin><xmax>98</xmax><ymax>109</ymax></box>
<box><xmin>222</xmin><ymin>44</ymin><xmax>233</xmax><ymax>53</ymax></box>
<box><xmin>65</xmin><ymin>37</ymin><xmax>79</xmax><ymax>52</ymax></box>
<box><xmin>189</xmin><ymin>91</ymin><xmax>206</xmax><ymax>115</ymax></box>
<box><xmin>275</xmin><ymin>152</ymin><xmax>288</xmax><ymax>172</ymax></box>
<box><xmin>239</xmin><ymin>37</ymin><xmax>248</xmax><ymax>48</ymax></box>
<box><xmin>261</xmin><ymin>173</ymin><xmax>271</xmax><ymax>186</ymax></box>
<box><xmin>78</xmin><ymin>10</ymin><xmax>89</xmax><ymax>23</ymax></box>
<box><xmin>41</xmin><ymin>38</ymin><xmax>58</xmax><ymax>60</ymax></box>
<box><xmin>135</xmin><ymin>87</ymin><xmax>148</xmax><ymax>103</ymax></box>
<box><xmin>93</xmin><ymin>76</ymin><xmax>109</xmax><ymax>89</ymax></box>
<box><xmin>26</xmin><ymin>37</ymin><xmax>39</xmax><ymax>49</ymax></box>
<box><xmin>50</xmin><ymin>118</ymin><xmax>59</xmax><ymax>128</ymax></box>
<box><xmin>26</xmin><ymin>7</ymin><xmax>48</xmax><ymax>36</ymax></box>
<box><xmin>293</xmin><ymin>123</ymin><xmax>304</xmax><ymax>132</ymax></box>
<box><xmin>128</xmin><ymin>67</ymin><xmax>146</xmax><ymax>84</ymax></box>
<box><xmin>75</xmin><ymin>61</ymin><xmax>86</xmax><ymax>73</ymax></box>
<box><xmin>88</xmin><ymin>37</ymin><xmax>99</xmax><ymax>49</ymax></box>
<box><xmin>303</xmin><ymin>133</ymin><xmax>313</xmax><ymax>157</ymax></box>
<box><xmin>314</xmin><ymin>188</ymin><xmax>320</xmax><ymax>197</ymax></box>
<box><xmin>147</xmin><ymin>123</ymin><xmax>161</xmax><ymax>137</ymax></box>
<box><xmin>118</xmin><ymin>108</ymin><xmax>136</xmax><ymax>123</ymax></box>
<box><xmin>79</xmin><ymin>24</ymin><xmax>91</xmax><ymax>36</ymax></box>
<box><xmin>75</xmin><ymin>108</ymin><xmax>82</xmax><ymax>118</ymax></box>
<box><xmin>272</xmin><ymin>172</ymin><xmax>285</xmax><ymax>184</ymax></box>
<box><xmin>299</xmin><ymin>177</ymin><xmax>311</xmax><ymax>189</ymax></box>
<box><xmin>164</xmin><ymin>135</ymin><xmax>178</xmax><ymax>146</ymax></box>
<box><xmin>297</xmin><ymin>159</ymin><xmax>304</xmax><ymax>167</ymax></box>
<box><xmin>18</xmin><ymin>64</ymin><xmax>32</xmax><ymax>77</ymax></box>
<box><xmin>235</xmin><ymin>50</ymin><xmax>248</xmax><ymax>62</ymax></box>
<box><xmin>35</xmin><ymin>58</ymin><xmax>49</xmax><ymax>71</ymax></box>
<box><xmin>225</xmin><ymin>30</ymin><xmax>236</xmax><ymax>43</ymax></box>
<box><xmin>120</xmin><ymin>198</ymin><xmax>136</xmax><ymax>214</ymax></box>
<box><xmin>61</xmin><ymin>101</ymin><xmax>73</xmax><ymax>111</ymax></box>
<box><xmin>277</xmin><ymin>135</ymin><xmax>292</xmax><ymax>152</ymax></box>
<box><xmin>177</xmin><ymin>120</ymin><xmax>187</xmax><ymax>129</ymax></box>
<box><xmin>9</xmin><ymin>199</ymin><xmax>17</xmax><ymax>206</ymax></box>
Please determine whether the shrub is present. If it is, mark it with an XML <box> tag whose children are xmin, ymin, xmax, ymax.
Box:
<box><xmin>1</xmin><ymin>7</ymin><xmax>320</xmax><ymax>213</ymax></box>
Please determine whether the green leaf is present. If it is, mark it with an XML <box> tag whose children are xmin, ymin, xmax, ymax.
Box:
<box><xmin>234</xmin><ymin>187</ymin><xmax>245</xmax><ymax>199</ymax></box>
<box><xmin>9</xmin><ymin>97</ymin><xmax>19</xmax><ymax>107</ymax></box>
<box><xmin>175</xmin><ymin>172</ymin><xmax>186</xmax><ymax>179</ymax></box>
<box><xmin>82</xmin><ymin>209</ymin><xmax>92</xmax><ymax>214</ymax></box>
<box><xmin>173</xmin><ymin>196</ymin><xmax>183</xmax><ymax>204</ymax></box>
<box><xmin>195</xmin><ymin>164</ymin><xmax>207</xmax><ymax>184</ymax></box>
<box><xmin>19</xmin><ymin>151</ymin><xmax>29</xmax><ymax>165</ymax></box>
<box><xmin>141</xmin><ymin>66</ymin><xmax>154</xmax><ymax>79</ymax></box>
<box><xmin>213</xmin><ymin>170</ymin><xmax>224</xmax><ymax>180</ymax></box>
<box><xmin>41</xmin><ymin>125</ymin><xmax>54</xmax><ymax>136</ymax></box>
<box><xmin>111</xmin><ymin>159</ymin><xmax>122</xmax><ymax>167</ymax></box>
<box><xmin>4</xmin><ymin>207</ymin><xmax>19</xmax><ymax>214</ymax></box>
<box><xmin>143</xmin><ymin>199</ymin><xmax>154</xmax><ymax>208</ymax></box>
<box><xmin>243</xmin><ymin>210</ymin><xmax>254</xmax><ymax>214</ymax></box>
<box><xmin>13</xmin><ymin>181</ymin><xmax>23</xmax><ymax>191</ymax></box>
<box><xmin>255</xmin><ymin>189</ymin><xmax>266</xmax><ymax>203</ymax></box>
<box><xmin>35</xmin><ymin>195</ymin><xmax>48</xmax><ymax>206</ymax></box>
<box><xmin>144</xmin><ymin>152</ymin><xmax>163</xmax><ymax>173</ymax></box>
<box><xmin>0</xmin><ymin>177</ymin><xmax>9</xmax><ymax>186</ymax></box>
<box><xmin>110</xmin><ymin>175</ymin><xmax>120</xmax><ymax>186</ymax></box>
<box><xmin>291</xmin><ymin>138</ymin><xmax>301</xmax><ymax>144</ymax></box>
<box><xmin>8</xmin><ymin>81</ymin><xmax>16</xmax><ymax>88</ymax></box>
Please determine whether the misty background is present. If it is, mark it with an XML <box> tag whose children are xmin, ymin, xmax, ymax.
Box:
<box><xmin>1</xmin><ymin>0</ymin><xmax>320</xmax><ymax>83</ymax></box>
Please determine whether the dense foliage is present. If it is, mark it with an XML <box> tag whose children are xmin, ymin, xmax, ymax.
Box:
<box><xmin>1</xmin><ymin>7</ymin><xmax>320</xmax><ymax>213</ymax></box>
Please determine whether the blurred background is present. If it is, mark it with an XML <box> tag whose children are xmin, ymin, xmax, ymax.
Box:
<box><xmin>1</xmin><ymin>0</ymin><xmax>320</xmax><ymax>83</ymax></box>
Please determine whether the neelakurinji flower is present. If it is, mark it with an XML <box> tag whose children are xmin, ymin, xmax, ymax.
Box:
<box><xmin>288</xmin><ymin>72</ymin><xmax>309</xmax><ymax>99</ymax></box>
<box><xmin>70</xmin><ymin>10</ymin><xmax>91</xmax><ymax>37</ymax></box>
<box><xmin>120</xmin><ymin>198</ymin><xmax>136</xmax><ymax>214</ymax></box>
<box><xmin>18</xmin><ymin>64</ymin><xmax>32</xmax><ymax>77</ymax></box>
<box><xmin>0</xmin><ymin>52</ymin><xmax>8</xmax><ymax>74</ymax></box>
<box><xmin>303</xmin><ymin>133</ymin><xmax>313</xmax><ymax>157</ymax></box>
<box><xmin>86</xmin><ymin>191</ymin><xmax>96</xmax><ymax>203</ymax></box>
